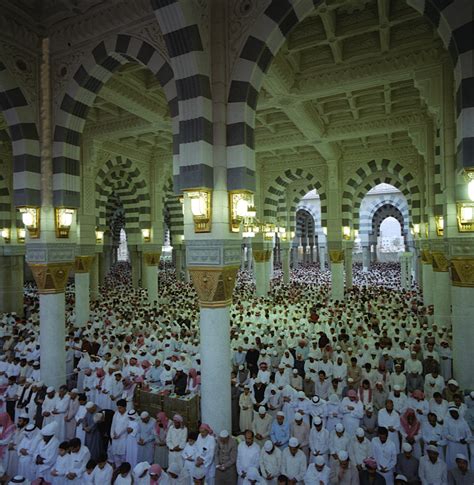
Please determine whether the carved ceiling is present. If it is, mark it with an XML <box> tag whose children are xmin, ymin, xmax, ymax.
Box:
<box><xmin>0</xmin><ymin>0</ymin><xmax>443</xmax><ymax>176</ymax></box>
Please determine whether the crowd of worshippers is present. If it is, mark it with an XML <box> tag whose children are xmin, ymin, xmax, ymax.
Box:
<box><xmin>0</xmin><ymin>262</ymin><xmax>472</xmax><ymax>484</ymax></box>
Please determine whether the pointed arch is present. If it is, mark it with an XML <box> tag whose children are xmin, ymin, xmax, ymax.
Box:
<box><xmin>95</xmin><ymin>156</ymin><xmax>151</xmax><ymax>235</ymax></box>
<box><xmin>0</xmin><ymin>62</ymin><xmax>41</xmax><ymax>207</ymax></box>
<box><xmin>227</xmin><ymin>0</ymin><xmax>473</xmax><ymax>174</ymax></box>
<box><xmin>371</xmin><ymin>204</ymin><xmax>406</xmax><ymax>237</ymax></box>
<box><xmin>358</xmin><ymin>193</ymin><xmax>410</xmax><ymax>234</ymax></box>
<box><xmin>342</xmin><ymin>159</ymin><xmax>421</xmax><ymax>226</ymax></box>
<box><xmin>264</xmin><ymin>168</ymin><xmax>327</xmax><ymax>226</ymax></box>
<box><xmin>162</xmin><ymin>176</ymin><xmax>183</xmax><ymax>240</ymax></box>
<box><xmin>53</xmin><ymin>34</ymin><xmax>178</xmax><ymax>208</ymax></box>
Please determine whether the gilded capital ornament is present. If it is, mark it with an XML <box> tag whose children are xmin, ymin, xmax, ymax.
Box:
<box><xmin>189</xmin><ymin>266</ymin><xmax>239</xmax><ymax>308</ymax></box>
<box><xmin>28</xmin><ymin>262</ymin><xmax>72</xmax><ymax>294</ymax></box>
<box><xmin>143</xmin><ymin>252</ymin><xmax>162</xmax><ymax>266</ymax></box>
<box><xmin>253</xmin><ymin>249</ymin><xmax>272</xmax><ymax>263</ymax></box>
<box><xmin>421</xmin><ymin>249</ymin><xmax>433</xmax><ymax>264</ymax></box>
<box><xmin>450</xmin><ymin>257</ymin><xmax>474</xmax><ymax>287</ymax></box>
<box><xmin>329</xmin><ymin>250</ymin><xmax>344</xmax><ymax>263</ymax></box>
<box><xmin>74</xmin><ymin>256</ymin><xmax>95</xmax><ymax>273</ymax></box>
<box><xmin>431</xmin><ymin>252</ymin><xmax>449</xmax><ymax>272</ymax></box>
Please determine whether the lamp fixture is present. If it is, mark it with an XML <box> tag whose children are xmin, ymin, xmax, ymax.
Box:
<box><xmin>434</xmin><ymin>216</ymin><xmax>444</xmax><ymax>237</ymax></box>
<box><xmin>229</xmin><ymin>191</ymin><xmax>254</xmax><ymax>232</ymax></box>
<box><xmin>18</xmin><ymin>207</ymin><xmax>40</xmax><ymax>238</ymax></box>
<box><xmin>456</xmin><ymin>202</ymin><xmax>474</xmax><ymax>232</ymax></box>
<box><xmin>55</xmin><ymin>208</ymin><xmax>74</xmax><ymax>238</ymax></box>
<box><xmin>17</xmin><ymin>228</ymin><xmax>25</xmax><ymax>243</ymax></box>
<box><xmin>141</xmin><ymin>228</ymin><xmax>151</xmax><ymax>242</ymax></box>
<box><xmin>322</xmin><ymin>227</ymin><xmax>327</xmax><ymax>235</ymax></box>
<box><xmin>95</xmin><ymin>229</ymin><xmax>104</xmax><ymax>244</ymax></box>
<box><xmin>342</xmin><ymin>226</ymin><xmax>351</xmax><ymax>240</ymax></box>
<box><xmin>468</xmin><ymin>180</ymin><xmax>474</xmax><ymax>201</ymax></box>
<box><xmin>412</xmin><ymin>223</ymin><xmax>420</xmax><ymax>236</ymax></box>
<box><xmin>1</xmin><ymin>228</ymin><xmax>10</xmax><ymax>244</ymax></box>
<box><xmin>186</xmin><ymin>189</ymin><xmax>212</xmax><ymax>233</ymax></box>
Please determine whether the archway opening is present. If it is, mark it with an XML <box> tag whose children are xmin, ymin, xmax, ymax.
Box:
<box><xmin>117</xmin><ymin>228</ymin><xmax>129</xmax><ymax>262</ymax></box>
<box><xmin>378</xmin><ymin>216</ymin><xmax>404</xmax><ymax>254</ymax></box>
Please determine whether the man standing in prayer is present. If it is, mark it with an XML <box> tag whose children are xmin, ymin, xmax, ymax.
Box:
<box><xmin>259</xmin><ymin>440</ymin><xmax>281</xmax><ymax>485</ymax></box>
<box><xmin>136</xmin><ymin>411</ymin><xmax>156</xmax><ymax>464</ymax></box>
<box><xmin>110</xmin><ymin>399</ymin><xmax>129</xmax><ymax>467</ymax></box>
<box><xmin>418</xmin><ymin>445</ymin><xmax>447</xmax><ymax>484</ymax></box>
<box><xmin>237</xmin><ymin>430</ymin><xmax>260</xmax><ymax>484</ymax></box>
<box><xmin>166</xmin><ymin>414</ymin><xmax>187</xmax><ymax>469</ymax></box>
<box><xmin>328</xmin><ymin>449</ymin><xmax>359</xmax><ymax>485</ymax></box>
<box><xmin>34</xmin><ymin>422</ymin><xmax>59</xmax><ymax>482</ymax></box>
<box><xmin>214</xmin><ymin>429</ymin><xmax>237</xmax><ymax>484</ymax></box>
<box><xmin>252</xmin><ymin>407</ymin><xmax>272</xmax><ymax>447</ymax></box>
<box><xmin>280</xmin><ymin>437</ymin><xmax>307</xmax><ymax>484</ymax></box>
<box><xmin>371</xmin><ymin>426</ymin><xmax>397</xmax><ymax>485</ymax></box>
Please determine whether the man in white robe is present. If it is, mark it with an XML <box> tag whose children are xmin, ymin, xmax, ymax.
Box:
<box><xmin>252</xmin><ymin>407</ymin><xmax>272</xmax><ymax>447</ymax></box>
<box><xmin>371</xmin><ymin>427</ymin><xmax>397</xmax><ymax>485</ymax></box>
<box><xmin>304</xmin><ymin>455</ymin><xmax>330</xmax><ymax>484</ymax></box>
<box><xmin>34</xmin><ymin>422</ymin><xmax>59</xmax><ymax>482</ymax></box>
<box><xmin>309</xmin><ymin>417</ymin><xmax>330</xmax><ymax>464</ymax></box>
<box><xmin>125</xmin><ymin>409</ymin><xmax>139</xmax><ymax>468</ymax></box>
<box><xmin>65</xmin><ymin>437</ymin><xmax>90</xmax><ymax>484</ymax></box>
<box><xmin>137</xmin><ymin>411</ymin><xmax>156</xmax><ymax>464</ymax></box>
<box><xmin>259</xmin><ymin>440</ymin><xmax>281</xmax><ymax>485</ymax></box>
<box><xmin>41</xmin><ymin>388</ymin><xmax>58</xmax><ymax>428</ymax></box>
<box><xmin>443</xmin><ymin>406</ymin><xmax>471</xmax><ymax>469</ymax></box>
<box><xmin>195</xmin><ymin>424</ymin><xmax>216</xmax><ymax>484</ymax></box>
<box><xmin>418</xmin><ymin>445</ymin><xmax>447</xmax><ymax>484</ymax></box>
<box><xmin>52</xmin><ymin>385</ymin><xmax>70</xmax><ymax>442</ymax></box>
<box><xmin>348</xmin><ymin>427</ymin><xmax>371</xmax><ymax>470</ymax></box>
<box><xmin>17</xmin><ymin>423</ymin><xmax>41</xmax><ymax>480</ymax></box>
<box><xmin>109</xmin><ymin>399</ymin><xmax>129</xmax><ymax>467</ymax></box>
<box><xmin>237</xmin><ymin>430</ymin><xmax>260</xmax><ymax>485</ymax></box>
<box><xmin>166</xmin><ymin>414</ymin><xmax>187</xmax><ymax>469</ymax></box>
<box><xmin>280</xmin><ymin>437</ymin><xmax>307</xmax><ymax>484</ymax></box>
<box><xmin>378</xmin><ymin>400</ymin><xmax>401</xmax><ymax>453</ymax></box>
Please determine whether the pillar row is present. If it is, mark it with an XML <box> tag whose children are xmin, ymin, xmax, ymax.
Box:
<box><xmin>451</xmin><ymin>257</ymin><xmax>474</xmax><ymax>389</ymax></box>
<box><xmin>329</xmin><ymin>249</ymin><xmax>344</xmax><ymax>301</ymax></box>
<box><xmin>143</xmin><ymin>251</ymin><xmax>161</xmax><ymax>304</ymax></box>
<box><xmin>29</xmin><ymin>262</ymin><xmax>72</xmax><ymax>389</ymax></box>
<box><xmin>74</xmin><ymin>255</ymin><xmax>95</xmax><ymax>327</ymax></box>
<box><xmin>431</xmin><ymin>251</ymin><xmax>451</xmax><ymax>327</ymax></box>
<box><xmin>253</xmin><ymin>249</ymin><xmax>272</xmax><ymax>297</ymax></box>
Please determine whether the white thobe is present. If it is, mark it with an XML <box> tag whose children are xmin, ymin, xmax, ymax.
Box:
<box><xmin>377</xmin><ymin>408</ymin><xmax>401</xmax><ymax>452</ymax></box>
<box><xmin>35</xmin><ymin>436</ymin><xmax>59</xmax><ymax>481</ymax></box>
<box><xmin>259</xmin><ymin>447</ymin><xmax>282</xmax><ymax>485</ymax></box>
<box><xmin>195</xmin><ymin>434</ymin><xmax>216</xmax><ymax>482</ymax></box>
<box><xmin>42</xmin><ymin>395</ymin><xmax>58</xmax><ymax>427</ymax></box>
<box><xmin>443</xmin><ymin>416</ymin><xmax>471</xmax><ymax>469</ymax></box>
<box><xmin>137</xmin><ymin>418</ymin><xmax>156</xmax><ymax>464</ymax></box>
<box><xmin>17</xmin><ymin>433</ymin><xmax>41</xmax><ymax>480</ymax></box>
<box><xmin>371</xmin><ymin>437</ymin><xmax>397</xmax><ymax>485</ymax></box>
<box><xmin>340</xmin><ymin>398</ymin><xmax>364</xmax><ymax>436</ymax></box>
<box><xmin>348</xmin><ymin>437</ymin><xmax>371</xmax><ymax>467</ymax></box>
<box><xmin>74</xmin><ymin>405</ymin><xmax>87</xmax><ymax>443</ymax></box>
<box><xmin>308</xmin><ymin>427</ymin><xmax>329</xmax><ymax>463</ymax></box>
<box><xmin>53</xmin><ymin>395</ymin><xmax>70</xmax><ymax>442</ymax></box>
<box><xmin>51</xmin><ymin>454</ymin><xmax>70</xmax><ymax>484</ymax></box>
<box><xmin>237</xmin><ymin>442</ymin><xmax>261</xmax><ymax>484</ymax></box>
<box><xmin>418</xmin><ymin>455</ymin><xmax>447</xmax><ymax>484</ymax></box>
<box><xmin>110</xmin><ymin>411</ymin><xmax>129</xmax><ymax>460</ymax></box>
<box><xmin>166</xmin><ymin>425</ymin><xmax>187</xmax><ymax>469</ymax></box>
<box><xmin>125</xmin><ymin>420</ymin><xmax>139</xmax><ymax>468</ymax></box>
<box><xmin>281</xmin><ymin>448</ymin><xmax>307</xmax><ymax>484</ymax></box>
<box><xmin>92</xmin><ymin>462</ymin><xmax>114</xmax><ymax>483</ymax></box>
<box><xmin>304</xmin><ymin>463</ymin><xmax>330</xmax><ymax>484</ymax></box>
<box><xmin>67</xmin><ymin>445</ymin><xmax>91</xmax><ymax>485</ymax></box>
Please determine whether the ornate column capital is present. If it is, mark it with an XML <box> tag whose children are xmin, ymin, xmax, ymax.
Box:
<box><xmin>421</xmin><ymin>249</ymin><xmax>433</xmax><ymax>264</ymax></box>
<box><xmin>74</xmin><ymin>255</ymin><xmax>95</xmax><ymax>273</ymax></box>
<box><xmin>329</xmin><ymin>250</ymin><xmax>344</xmax><ymax>263</ymax></box>
<box><xmin>431</xmin><ymin>251</ymin><xmax>449</xmax><ymax>272</ymax></box>
<box><xmin>450</xmin><ymin>257</ymin><xmax>474</xmax><ymax>287</ymax></box>
<box><xmin>143</xmin><ymin>252</ymin><xmax>162</xmax><ymax>266</ymax></box>
<box><xmin>188</xmin><ymin>266</ymin><xmax>239</xmax><ymax>308</ymax></box>
<box><xmin>28</xmin><ymin>262</ymin><xmax>72</xmax><ymax>294</ymax></box>
<box><xmin>253</xmin><ymin>249</ymin><xmax>272</xmax><ymax>262</ymax></box>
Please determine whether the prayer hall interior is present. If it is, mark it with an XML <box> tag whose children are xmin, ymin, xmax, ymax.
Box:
<box><xmin>0</xmin><ymin>0</ymin><xmax>473</xmax><ymax>484</ymax></box>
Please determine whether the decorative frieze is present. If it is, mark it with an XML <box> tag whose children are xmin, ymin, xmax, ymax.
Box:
<box><xmin>253</xmin><ymin>249</ymin><xmax>272</xmax><ymax>262</ymax></box>
<box><xmin>143</xmin><ymin>252</ymin><xmax>161</xmax><ymax>266</ymax></box>
<box><xmin>74</xmin><ymin>255</ymin><xmax>95</xmax><ymax>273</ymax></box>
<box><xmin>431</xmin><ymin>252</ymin><xmax>449</xmax><ymax>272</ymax></box>
<box><xmin>450</xmin><ymin>257</ymin><xmax>474</xmax><ymax>288</ymax></box>
<box><xmin>329</xmin><ymin>250</ymin><xmax>344</xmax><ymax>263</ymax></box>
